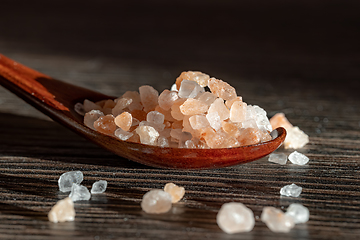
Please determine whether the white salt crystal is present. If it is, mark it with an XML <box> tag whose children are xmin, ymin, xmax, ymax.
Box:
<box><xmin>141</xmin><ymin>189</ymin><xmax>172</xmax><ymax>214</ymax></box>
<box><xmin>74</xmin><ymin>102</ymin><xmax>85</xmax><ymax>116</ymax></box>
<box><xmin>91</xmin><ymin>180</ymin><xmax>108</xmax><ymax>194</ymax></box>
<box><xmin>135</xmin><ymin>126</ymin><xmax>160</xmax><ymax>145</ymax></box>
<box><xmin>268</xmin><ymin>153</ymin><xmax>287</xmax><ymax>165</ymax></box>
<box><xmin>206</xmin><ymin>111</ymin><xmax>222</xmax><ymax>131</ymax></box>
<box><xmin>58</xmin><ymin>171</ymin><xmax>84</xmax><ymax>192</ymax></box>
<box><xmin>178</xmin><ymin>80</ymin><xmax>204</xmax><ymax>98</ymax></box>
<box><xmin>84</xmin><ymin>110</ymin><xmax>104</xmax><ymax>130</ymax></box>
<box><xmin>253</xmin><ymin>105</ymin><xmax>272</xmax><ymax>132</ymax></box>
<box><xmin>288</xmin><ymin>151</ymin><xmax>309</xmax><ymax>165</ymax></box>
<box><xmin>114</xmin><ymin>128</ymin><xmax>133</xmax><ymax>141</ymax></box>
<box><xmin>284</xmin><ymin>126</ymin><xmax>309</xmax><ymax>149</ymax></box>
<box><xmin>170</xmin><ymin>83</ymin><xmax>178</xmax><ymax>91</ymax></box>
<box><xmin>261</xmin><ymin>207</ymin><xmax>295</xmax><ymax>233</ymax></box>
<box><xmin>217</xmin><ymin>202</ymin><xmax>255</xmax><ymax>234</ymax></box>
<box><xmin>241</xmin><ymin>119</ymin><xmax>258</xmax><ymax>130</ymax></box>
<box><xmin>139</xmin><ymin>85</ymin><xmax>159</xmax><ymax>112</ymax></box>
<box><xmin>280</xmin><ymin>183</ymin><xmax>302</xmax><ymax>197</ymax></box>
<box><xmin>147</xmin><ymin>111</ymin><xmax>165</xmax><ymax>125</ymax></box>
<box><xmin>285</xmin><ymin>203</ymin><xmax>310</xmax><ymax>224</ymax></box>
<box><xmin>48</xmin><ymin>197</ymin><xmax>75</xmax><ymax>223</ymax></box>
<box><xmin>184</xmin><ymin>140</ymin><xmax>196</xmax><ymax>148</ymax></box>
<box><xmin>69</xmin><ymin>183</ymin><xmax>91</xmax><ymax>202</ymax></box>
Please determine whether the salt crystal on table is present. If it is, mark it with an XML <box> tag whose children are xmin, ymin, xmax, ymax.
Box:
<box><xmin>164</xmin><ymin>183</ymin><xmax>185</xmax><ymax>203</ymax></box>
<box><xmin>84</xmin><ymin>110</ymin><xmax>104</xmax><ymax>130</ymax></box>
<box><xmin>178</xmin><ymin>80</ymin><xmax>204</xmax><ymax>98</ymax></box>
<box><xmin>91</xmin><ymin>180</ymin><xmax>108</xmax><ymax>194</ymax></box>
<box><xmin>261</xmin><ymin>207</ymin><xmax>295</xmax><ymax>233</ymax></box>
<box><xmin>58</xmin><ymin>171</ymin><xmax>84</xmax><ymax>192</ymax></box>
<box><xmin>141</xmin><ymin>189</ymin><xmax>172</xmax><ymax>214</ymax></box>
<box><xmin>269</xmin><ymin>112</ymin><xmax>293</xmax><ymax>131</ymax></box>
<box><xmin>69</xmin><ymin>183</ymin><xmax>91</xmax><ymax>202</ymax></box>
<box><xmin>285</xmin><ymin>203</ymin><xmax>310</xmax><ymax>224</ymax></box>
<box><xmin>280</xmin><ymin>183</ymin><xmax>302</xmax><ymax>197</ymax></box>
<box><xmin>48</xmin><ymin>197</ymin><xmax>75</xmax><ymax>223</ymax></box>
<box><xmin>268</xmin><ymin>153</ymin><xmax>287</xmax><ymax>165</ymax></box>
<box><xmin>284</xmin><ymin>126</ymin><xmax>309</xmax><ymax>149</ymax></box>
<box><xmin>288</xmin><ymin>151</ymin><xmax>309</xmax><ymax>165</ymax></box>
<box><xmin>217</xmin><ymin>202</ymin><xmax>255</xmax><ymax>234</ymax></box>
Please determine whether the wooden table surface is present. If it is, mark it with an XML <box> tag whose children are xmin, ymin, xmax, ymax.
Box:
<box><xmin>1</xmin><ymin>1</ymin><xmax>359</xmax><ymax>239</ymax></box>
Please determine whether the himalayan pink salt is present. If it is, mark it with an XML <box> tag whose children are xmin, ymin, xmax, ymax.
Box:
<box><xmin>158</xmin><ymin>90</ymin><xmax>179</xmax><ymax>110</ymax></box>
<box><xmin>84</xmin><ymin>110</ymin><xmax>104</xmax><ymax>130</ymax></box>
<box><xmin>122</xmin><ymin>91</ymin><xmax>143</xmax><ymax>111</ymax></box>
<box><xmin>164</xmin><ymin>183</ymin><xmax>185</xmax><ymax>203</ymax></box>
<box><xmin>93</xmin><ymin>115</ymin><xmax>117</xmax><ymax>135</ymax></box>
<box><xmin>131</xmin><ymin>109</ymin><xmax>147</xmax><ymax>122</ymax></box>
<box><xmin>178</xmin><ymin>80</ymin><xmax>204</xmax><ymax>99</ymax></box>
<box><xmin>175</xmin><ymin>71</ymin><xmax>210</xmax><ymax>89</ymax></box>
<box><xmin>141</xmin><ymin>189</ymin><xmax>172</xmax><ymax>214</ymax></box>
<box><xmin>230</xmin><ymin>101</ymin><xmax>247</xmax><ymax>123</ymax></box>
<box><xmin>261</xmin><ymin>207</ymin><xmax>295</xmax><ymax>233</ymax></box>
<box><xmin>114</xmin><ymin>112</ymin><xmax>132</xmax><ymax>131</ymax></box>
<box><xmin>208</xmin><ymin>98</ymin><xmax>230</xmax><ymax>121</ymax></box>
<box><xmin>180</xmin><ymin>98</ymin><xmax>209</xmax><ymax>115</ymax></box>
<box><xmin>170</xmin><ymin>99</ymin><xmax>186</xmax><ymax>120</ymax></box>
<box><xmin>270</xmin><ymin>112</ymin><xmax>293</xmax><ymax>131</ymax></box>
<box><xmin>201</xmin><ymin>128</ymin><xmax>227</xmax><ymax>148</ymax></box>
<box><xmin>135</xmin><ymin>126</ymin><xmax>159</xmax><ymax>145</ymax></box>
<box><xmin>48</xmin><ymin>197</ymin><xmax>75</xmax><ymax>223</ymax></box>
<box><xmin>196</xmin><ymin>92</ymin><xmax>217</xmax><ymax>106</ymax></box>
<box><xmin>139</xmin><ymin>120</ymin><xmax>165</xmax><ymax>132</ymax></box>
<box><xmin>217</xmin><ymin>202</ymin><xmax>255</xmax><ymax>234</ymax></box>
<box><xmin>147</xmin><ymin>111</ymin><xmax>165</xmax><ymax>125</ymax></box>
<box><xmin>206</xmin><ymin>111</ymin><xmax>222</xmax><ymax>131</ymax></box>
<box><xmin>222</xmin><ymin>121</ymin><xmax>240</xmax><ymax>138</ymax></box>
<box><xmin>237</xmin><ymin>128</ymin><xmax>261</xmax><ymax>146</ymax></box>
<box><xmin>139</xmin><ymin>85</ymin><xmax>159</xmax><ymax>112</ymax></box>
<box><xmin>112</xmin><ymin>97</ymin><xmax>132</xmax><ymax>116</ymax></box>
<box><xmin>83</xmin><ymin>99</ymin><xmax>102</xmax><ymax>112</ymax></box>
<box><xmin>155</xmin><ymin>105</ymin><xmax>175</xmax><ymax>122</ymax></box>
<box><xmin>284</xmin><ymin>126</ymin><xmax>309</xmax><ymax>149</ymax></box>
<box><xmin>114</xmin><ymin>128</ymin><xmax>133</xmax><ymax>141</ymax></box>
<box><xmin>208</xmin><ymin>78</ymin><xmax>236</xmax><ymax>101</ymax></box>
<box><xmin>184</xmin><ymin>140</ymin><xmax>196</xmax><ymax>148</ymax></box>
<box><xmin>189</xmin><ymin>115</ymin><xmax>210</xmax><ymax>130</ymax></box>
<box><xmin>102</xmin><ymin>100</ymin><xmax>116</xmax><ymax>115</ymax></box>
<box><xmin>225</xmin><ymin>96</ymin><xmax>243</xmax><ymax>109</ymax></box>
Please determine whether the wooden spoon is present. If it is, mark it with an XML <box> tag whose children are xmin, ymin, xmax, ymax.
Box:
<box><xmin>0</xmin><ymin>53</ymin><xmax>286</xmax><ymax>169</ymax></box>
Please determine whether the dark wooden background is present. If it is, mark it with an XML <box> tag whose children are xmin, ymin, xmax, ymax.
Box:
<box><xmin>0</xmin><ymin>0</ymin><xmax>359</xmax><ymax>239</ymax></box>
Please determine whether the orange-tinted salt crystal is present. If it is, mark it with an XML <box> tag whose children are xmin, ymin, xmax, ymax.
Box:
<box><xmin>201</xmin><ymin>128</ymin><xmax>226</xmax><ymax>148</ymax></box>
<box><xmin>175</xmin><ymin>71</ymin><xmax>210</xmax><ymax>89</ymax></box>
<box><xmin>93</xmin><ymin>115</ymin><xmax>117</xmax><ymax>135</ymax></box>
<box><xmin>225</xmin><ymin>96</ymin><xmax>243</xmax><ymax>109</ymax></box>
<box><xmin>260</xmin><ymin>131</ymin><xmax>272</xmax><ymax>142</ymax></box>
<box><xmin>114</xmin><ymin>112</ymin><xmax>132</xmax><ymax>131</ymax></box>
<box><xmin>237</xmin><ymin>128</ymin><xmax>261</xmax><ymax>146</ymax></box>
<box><xmin>164</xmin><ymin>183</ymin><xmax>185</xmax><ymax>203</ymax></box>
<box><xmin>171</xmin><ymin>99</ymin><xmax>186</xmax><ymax>121</ymax></box>
<box><xmin>208</xmin><ymin>78</ymin><xmax>237</xmax><ymax>101</ymax></box>
<box><xmin>155</xmin><ymin>105</ymin><xmax>175</xmax><ymax>122</ymax></box>
<box><xmin>122</xmin><ymin>91</ymin><xmax>143</xmax><ymax>111</ymax></box>
<box><xmin>222</xmin><ymin>121</ymin><xmax>240</xmax><ymax>138</ymax></box>
<box><xmin>130</xmin><ymin>109</ymin><xmax>147</xmax><ymax>122</ymax></box>
<box><xmin>269</xmin><ymin>113</ymin><xmax>293</xmax><ymax>130</ymax></box>
<box><xmin>230</xmin><ymin>101</ymin><xmax>247</xmax><ymax>123</ymax></box>
<box><xmin>172</xmin><ymin>120</ymin><xmax>183</xmax><ymax>129</ymax></box>
<box><xmin>139</xmin><ymin>85</ymin><xmax>159</xmax><ymax>113</ymax></box>
<box><xmin>179</xmin><ymin>98</ymin><xmax>209</xmax><ymax>115</ymax></box>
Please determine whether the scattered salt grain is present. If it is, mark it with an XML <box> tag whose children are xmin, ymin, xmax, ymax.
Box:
<box><xmin>284</xmin><ymin>126</ymin><xmax>309</xmax><ymax>149</ymax></box>
<box><xmin>288</xmin><ymin>151</ymin><xmax>309</xmax><ymax>165</ymax></box>
<box><xmin>217</xmin><ymin>202</ymin><xmax>255</xmax><ymax>234</ymax></box>
<box><xmin>58</xmin><ymin>171</ymin><xmax>84</xmax><ymax>192</ymax></box>
<box><xmin>280</xmin><ymin>183</ymin><xmax>302</xmax><ymax>197</ymax></box>
<box><xmin>268</xmin><ymin>153</ymin><xmax>287</xmax><ymax>165</ymax></box>
<box><xmin>164</xmin><ymin>183</ymin><xmax>185</xmax><ymax>203</ymax></box>
<box><xmin>141</xmin><ymin>189</ymin><xmax>172</xmax><ymax>214</ymax></box>
<box><xmin>261</xmin><ymin>207</ymin><xmax>295</xmax><ymax>233</ymax></box>
<box><xmin>91</xmin><ymin>180</ymin><xmax>108</xmax><ymax>194</ymax></box>
<box><xmin>48</xmin><ymin>197</ymin><xmax>75</xmax><ymax>223</ymax></box>
<box><xmin>285</xmin><ymin>203</ymin><xmax>310</xmax><ymax>224</ymax></box>
<box><xmin>69</xmin><ymin>183</ymin><xmax>91</xmax><ymax>202</ymax></box>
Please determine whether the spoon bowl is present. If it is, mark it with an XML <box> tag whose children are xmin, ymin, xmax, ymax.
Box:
<box><xmin>0</xmin><ymin>53</ymin><xmax>286</xmax><ymax>169</ymax></box>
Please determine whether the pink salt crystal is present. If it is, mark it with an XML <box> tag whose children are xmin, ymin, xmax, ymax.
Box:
<box><xmin>83</xmin><ymin>99</ymin><xmax>102</xmax><ymax>112</ymax></box>
<box><xmin>155</xmin><ymin>105</ymin><xmax>175</xmax><ymax>122</ymax></box>
<box><xmin>206</xmin><ymin>111</ymin><xmax>222</xmax><ymax>131</ymax></box>
<box><xmin>178</xmin><ymin>80</ymin><xmax>204</xmax><ymax>99</ymax></box>
<box><xmin>135</xmin><ymin>126</ymin><xmax>159</xmax><ymax>145</ymax></box>
<box><xmin>208</xmin><ymin>98</ymin><xmax>230</xmax><ymax>121</ymax></box>
<box><xmin>225</xmin><ymin>96</ymin><xmax>243</xmax><ymax>109</ymax></box>
<box><xmin>222</xmin><ymin>121</ymin><xmax>240</xmax><ymax>138</ymax></box>
<box><xmin>127</xmin><ymin>132</ymin><xmax>140</xmax><ymax>143</ymax></box>
<box><xmin>178</xmin><ymin>131</ymin><xmax>193</xmax><ymax>148</ymax></box>
<box><xmin>270</xmin><ymin>113</ymin><xmax>293</xmax><ymax>131</ymax></box>
<box><xmin>230</xmin><ymin>101</ymin><xmax>247</xmax><ymax>123</ymax></box>
<box><xmin>217</xmin><ymin>202</ymin><xmax>255</xmax><ymax>234</ymax></box>
<box><xmin>170</xmin><ymin>99</ymin><xmax>186</xmax><ymax>121</ymax></box>
<box><xmin>158</xmin><ymin>90</ymin><xmax>179</xmax><ymax>110</ymax></box>
<box><xmin>189</xmin><ymin>115</ymin><xmax>210</xmax><ymax>130</ymax></box>
<box><xmin>208</xmin><ymin>78</ymin><xmax>237</xmax><ymax>101</ymax></box>
<box><xmin>122</xmin><ymin>91</ymin><xmax>143</xmax><ymax>111</ymax></box>
<box><xmin>84</xmin><ymin>110</ymin><xmax>104</xmax><ymax>130</ymax></box>
<box><xmin>284</xmin><ymin>126</ymin><xmax>309</xmax><ymax>149</ymax></box>
<box><xmin>147</xmin><ymin>111</ymin><xmax>165</xmax><ymax>125</ymax></box>
<box><xmin>164</xmin><ymin>183</ymin><xmax>185</xmax><ymax>203</ymax></box>
<box><xmin>114</xmin><ymin>128</ymin><xmax>133</xmax><ymax>141</ymax></box>
<box><xmin>221</xmin><ymin>137</ymin><xmax>241</xmax><ymax>148</ymax></box>
<box><xmin>95</xmin><ymin>99</ymin><xmax>107</xmax><ymax>108</ymax></box>
<box><xmin>196</xmin><ymin>92</ymin><xmax>217</xmax><ymax>106</ymax></box>
<box><xmin>112</xmin><ymin>97</ymin><xmax>133</xmax><ymax>116</ymax></box>
<box><xmin>131</xmin><ymin>109</ymin><xmax>147</xmax><ymax>122</ymax></box>
<box><xmin>175</xmin><ymin>71</ymin><xmax>210</xmax><ymax>89</ymax></box>
<box><xmin>171</xmin><ymin>121</ymin><xmax>183</xmax><ymax>129</ymax></box>
<box><xmin>94</xmin><ymin>115</ymin><xmax>117</xmax><ymax>135</ymax></box>
<box><xmin>237</xmin><ymin>128</ymin><xmax>261</xmax><ymax>146</ymax></box>
<box><xmin>170</xmin><ymin>128</ymin><xmax>183</xmax><ymax>142</ymax></box>
<box><xmin>241</xmin><ymin>119</ymin><xmax>258</xmax><ymax>129</ymax></box>
<box><xmin>141</xmin><ymin>189</ymin><xmax>172</xmax><ymax>214</ymax></box>
<box><xmin>103</xmin><ymin>99</ymin><xmax>116</xmax><ymax>109</ymax></box>
<box><xmin>261</xmin><ymin>207</ymin><xmax>295</xmax><ymax>233</ymax></box>
<box><xmin>114</xmin><ymin>112</ymin><xmax>132</xmax><ymax>131</ymax></box>
<box><xmin>179</xmin><ymin>98</ymin><xmax>209</xmax><ymax>116</ymax></box>
<box><xmin>201</xmin><ymin>128</ymin><xmax>227</xmax><ymax>148</ymax></box>
<box><xmin>48</xmin><ymin>197</ymin><xmax>75</xmax><ymax>223</ymax></box>
<box><xmin>139</xmin><ymin>120</ymin><xmax>165</xmax><ymax>133</ymax></box>
<box><xmin>139</xmin><ymin>85</ymin><xmax>159</xmax><ymax>112</ymax></box>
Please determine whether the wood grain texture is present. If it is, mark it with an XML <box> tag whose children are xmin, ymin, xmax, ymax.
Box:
<box><xmin>0</xmin><ymin>0</ymin><xmax>360</xmax><ymax>239</ymax></box>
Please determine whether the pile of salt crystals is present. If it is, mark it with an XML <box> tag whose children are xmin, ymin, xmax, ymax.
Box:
<box><xmin>77</xmin><ymin>71</ymin><xmax>273</xmax><ymax>149</ymax></box>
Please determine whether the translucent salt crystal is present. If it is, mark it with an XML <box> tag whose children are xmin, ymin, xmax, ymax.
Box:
<box><xmin>114</xmin><ymin>112</ymin><xmax>132</xmax><ymax>131</ymax></box>
<box><xmin>135</xmin><ymin>126</ymin><xmax>159</xmax><ymax>145</ymax></box>
<box><xmin>102</xmin><ymin>99</ymin><xmax>116</xmax><ymax>109</ymax></box>
<box><xmin>93</xmin><ymin>114</ymin><xmax>117</xmax><ymax>135</ymax></box>
<box><xmin>222</xmin><ymin>121</ymin><xmax>240</xmax><ymax>138</ymax></box>
<box><xmin>91</xmin><ymin>180</ymin><xmax>108</xmax><ymax>194</ymax></box>
<box><xmin>114</xmin><ymin>128</ymin><xmax>133</xmax><ymax>141</ymax></box>
<box><xmin>147</xmin><ymin>111</ymin><xmax>165</xmax><ymax>125</ymax></box>
<box><xmin>131</xmin><ymin>109</ymin><xmax>147</xmax><ymax>122</ymax></box>
<box><xmin>201</xmin><ymin>128</ymin><xmax>227</xmax><ymax>148</ymax></box>
<box><xmin>139</xmin><ymin>120</ymin><xmax>165</xmax><ymax>132</ymax></box>
<box><xmin>141</xmin><ymin>189</ymin><xmax>172</xmax><ymax>214</ymax></box>
<box><xmin>175</xmin><ymin>71</ymin><xmax>210</xmax><ymax>89</ymax></box>
<box><xmin>155</xmin><ymin>105</ymin><xmax>175</xmax><ymax>122</ymax></box>
<box><xmin>58</xmin><ymin>171</ymin><xmax>84</xmax><ymax>192</ymax></box>
<box><xmin>164</xmin><ymin>183</ymin><xmax>185</xmax><ymax>203</ymax></box>
<box><xmin>225</xmin><ymin>96</ymin><xmax>243</xmax><ymax>109</ymax></box>
<box><xmin>229</xmin><ymin>101</ymin><xmax>247</xmax><ymax>122</ymax></box>
<box><xmin>196</xmin><ymin>92</ymin><xmax>217</xmax><ymax>105</ymax></box>
<box><xmin>74</xmin><ymin>102</ymin><xmax>85</xmax><ymax>116</ymax></box>
<box><xmin>158</xmin><ymin>90</ymin><xmax>179</xmax><ymax>110</ymax></box>
<box><xmin>261</xmin><ymin>207</ymin><xmax>295</xmax><ymax>233</ymax></box>
<box><xmin>157</xmin><ymin>136</ymin><xmax>169</xmax><ymax>147</ymax></box>
<box><xmin>245</xmin><ymin>105</ymin><xmax>257</xmax><ymax>121</ymax></box>
<box><xmin>217</xmin><ymin>202</ymin><xmax>255</xmax><ymax>234</ymax></box>
<box><xmin>84</xmin><ymin>110</ymin><xmax>104</xmax><ymax>130</ymax></box>
<box><xmin>170</xmin><ymin>99</ymin><xmax>186</xmax><ymax>121</ymax></box>
<box><xmin>288</xmin><ymin>151</ymin><xmax>309</xmax><ymax>165</ymax></box>
<box><xmin>178</xmin><ymin>80</ymin><xmax>204</xmax><ymax>99</ymax></box>
<box><xmin>284</xmin><ymin>126</ymin><xmax>309</xmax><ymax>149</ymax></box>
<box><xmin>112</xmin><ymin>97</ymin><xmax>132</xmax><ymax>116</ymax></box>
<box><xmin>280</xmin><ymin>183</ymin><xmax>302</xmax><ymax>197</ymax></box>
<box><xmin>178</xmin><ymin>132</ymin><xmax>193</xmax><ymax>148</ymax></box>
<box><xmin>184</xmin><ymin>140</ymin><xmax>196</xmax><ymax>148</ymax></box>
<box><xmin>206</xmin><ymin>111</ymin><xmax>222</xmax><ymax>131</ymax></box>
<box><xmin>122</xmin><ymin>91</ymin><xmax>143</xmax><ymax>111</ymax></box>
<box><xmin>69</xmin><ymin>183</ymin><xmax>91</xmax><ymax>202</ymax></box>
<box><xmin>285</xmin><ymin>203</ymin><xmax>310</xmax><ymax>224</ymax></box>
<box><xmin>180</xmin><ymin>98</ymin><xmax>209</xmax><ymax>115</ymax></box>
<box><xmin>83</xmin><ymin>99</ymin><xmax>102</xmax><ymax>112</ymax></box>
<box><xmin>170</xmin><ymin>128</ymin><xmax>183</xmax><ymax>141</ymax></box>
<box><xmin>268</xmin><ymin>153</ymin><xmax>287</xmax><ymax>165</ymax></box>
<box><xmin>270</xmin><ymin>112</ymin><xmax>293</xmax><ymax>131</ymax></box>
<box><xmin>208</xmin><ymin>98</ymin><xmax>230</xmax><ymax>121</ymax></box>
<box><xmin>241</xmin><ymin>119</ymin><xmax>258</xmax><ymax>129</ymax></box>
<box><xmin>253</xmin><ymin>105</ymin><xmax>272</xmax><ymax>132</ymax></box>
<box><xmin>171</xmin><ymin>83</ymin><xmax>178</xmax><ymax>91</ymax></box>
<box><xmin>189</xmin><ymin>115</ymin><xmax>210</xmax><ymax>130</ymax></box>
<box><xmin>208</xmin><ymin>78</ymin><xmax>237</xmax><ymax>100</ymax></box>
<box><xmin>48</xmin><ymin>197</ymin><xmax>75</xmax><ymax>223</ymax></box>
<box><xmin>237</xmin><ymin>128</ymin><xmax>261</xmax><ymax>146</ymax></box>
<box><xmin>139</xmin><ymin>85</ymin><xmax>159</xmax><ymax>112</ymax></box>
